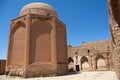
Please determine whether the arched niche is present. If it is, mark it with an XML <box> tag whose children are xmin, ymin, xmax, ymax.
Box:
<box><xmin>68</xmin><ymin>57</ymin><xmax>74</xmax><ymax>71</ymax></box>
<box><xmin>81</xmin><ymin>56</ymin><xmax>89</xmax><ymax>71</ymax></box>
<box><xmin>10</xmin><ymin>21</ymin><xmax>26</xmax><ymax>66</ymax></box>
<box><xmin>29</xmin><ymin>20</ymin><xmax>52</xmax><ymax>63</ymax></box>
<box><xmin>11</xmin><ymin>21</ymin><xmax>26</xmax><ymax>33</ymax></box>
<box><xmin>95</xmin><ymin>55</ymin><xmax>106</xmax><ymax>70</ymax></box>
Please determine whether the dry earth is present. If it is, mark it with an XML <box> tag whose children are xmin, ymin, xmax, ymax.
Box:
<box><xmin>0</xmin><ymin>71</ymin><xmax>118</xmax><ymax>80</ymax></box>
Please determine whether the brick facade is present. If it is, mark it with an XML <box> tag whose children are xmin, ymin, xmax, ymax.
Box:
<box><xmin>6</xmin><ymin>2</ymin><xmax>68</xmax><ymax>78</ymax></box>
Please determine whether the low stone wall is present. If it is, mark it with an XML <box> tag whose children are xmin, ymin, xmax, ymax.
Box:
<box><xmin>0</xmin><ymin>60</ymin><xmax>6</xmax><ymax>75</ymax></box>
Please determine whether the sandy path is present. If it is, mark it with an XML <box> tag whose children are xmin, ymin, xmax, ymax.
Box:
<box><xmin>0</xmin><ymin>71</ymin><xmax>118</xmax><ymax>80</ymax></box>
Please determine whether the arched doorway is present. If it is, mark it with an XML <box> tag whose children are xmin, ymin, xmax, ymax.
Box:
<box><xmin>81</xmin><ymin>56</ymin><xmax>89</xmax><ymax>71</ymax></box>
<box><xmin>68</xmin><ymin>57</ymin><xmax>74</xmax><ymax>71</ymax></box>
<box><xmin>96</xmin><ymin>55</ymin><xmax>106</xmax><ymax>70</ymax></box>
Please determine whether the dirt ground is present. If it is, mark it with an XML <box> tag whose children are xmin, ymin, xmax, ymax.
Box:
<box><xmin>0</xmin><ymin>71</ymin><xmax>118</xmax><ymax>80</ymax></box>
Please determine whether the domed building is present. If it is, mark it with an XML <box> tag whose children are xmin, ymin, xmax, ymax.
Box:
<box><xmin>6</xmin><ymin>2</ymin><xmax>68</xmax><ymax>78</ymax></box>
<box><xmin>20</xmin><ymin>2</ymin><xmax>58</xmax><ymax>17</ymax></box>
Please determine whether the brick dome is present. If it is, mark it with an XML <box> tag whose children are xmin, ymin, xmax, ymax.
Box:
<box><xmin>20</xmin><ymin>2</ymin><xmax>57</xmax><ymax>17</ymax></box>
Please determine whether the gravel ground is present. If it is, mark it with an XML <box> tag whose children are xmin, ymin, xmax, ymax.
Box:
<box><xmin>0</xmin><ymin>71</ymin><xmax>118</xmax><ymax>80</ymax></box>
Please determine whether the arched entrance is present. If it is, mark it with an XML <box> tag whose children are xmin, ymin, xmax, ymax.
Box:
<box><xmin>81</xmin><ymin>56</ymin><xmax>89</xmax><ymax>71</ymax></box>
<box><xmin>96</xmin><ymin>55</ymin><xmax>106</xmax><ymax>70</ymax></box>
<box><xmin>68</xmin><ymin>57</ymin><xmax>74</xmax><ymax>71</ymax></box>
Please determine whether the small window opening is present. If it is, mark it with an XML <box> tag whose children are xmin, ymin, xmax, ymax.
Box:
<box><xmin>88</xmin><ymin>49</ymin><xmax>90</xmax><ymax>53</ymax></box>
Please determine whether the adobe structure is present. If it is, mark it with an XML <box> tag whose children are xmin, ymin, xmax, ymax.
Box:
<box><xmin>6</xmin><ymin>2</ymin><xmax>68</xmax><ymax>78</ymax></box>
<box><xmin>0</xmin><ymin>60</ymin><xmax>6</xmax><ymax>75</ymax></box>
<box><xmin>68</xmin><ymin>40</ymin><xmax>112</xmax><ymax>72</ymax></box>
<box><xmin>108</xmin><ymin>0</ymin><xmax>120</xmax><ymax>79</ymax></box>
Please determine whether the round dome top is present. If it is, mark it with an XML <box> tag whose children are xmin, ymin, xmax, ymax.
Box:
<box><xmin>20</xmin><ymin>2</ymin><xmax>57</xmax><ymax>17</ymax></box>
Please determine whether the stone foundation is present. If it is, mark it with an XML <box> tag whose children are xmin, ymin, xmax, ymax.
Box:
<box><xmin>6</xmin><ymin>68</ymin><xmax>24</xmax><ymax>77</ymax></box>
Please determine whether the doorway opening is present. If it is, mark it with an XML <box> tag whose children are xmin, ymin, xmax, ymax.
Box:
<box><xmin>76</xmin><ymin>65</ymin><xmax>80</xmax><ymax>71</ymax></box>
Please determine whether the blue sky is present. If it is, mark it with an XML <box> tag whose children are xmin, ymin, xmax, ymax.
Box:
<box><xmin>0</xmin><ymin>0</ymin><xmax>110</xmax><ymax>59</ymax></box>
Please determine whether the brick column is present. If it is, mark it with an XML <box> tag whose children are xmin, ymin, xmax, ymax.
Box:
<box><xmin>51</xmin><ymin>17</ymin><xmax>57</xmax><ymax>70</ymax></box>
<box><xmin>24</xmin><ymin>14</ymin><xmax>31</xmax><ymax>77</ymax></box>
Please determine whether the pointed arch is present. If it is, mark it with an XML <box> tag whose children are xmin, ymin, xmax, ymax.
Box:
<box><xmin>95</xmin><ymin>55</ymin><xmax>106</xmax><ymax>70</ymax></box>
<box><xmin>11</xmin><ymin>21</ymin><xmax>26</xmax><ymax>33</ymax></box>
<box><xmin>80</xmin><ymin>56</ymin><xmax>89</xmax><ymax>71</ymax></box>
<box><xmin>68</xmin><ymin>57</ymin><xmax>74</xmax><ymax>71</ymax></box>
<box><xmin>68</xmin><ymin>57</ymin><xmax>74</xmax><ymax>64</ymax></box>
<box><xmin>10</xmin><ymin>20</ymin><xmax>26</xmax><ymax>66</ymax></box>
<box><xmin>29</xmin><ymin>20</ymin><xmax>52</xmax><ymax>63</ymax></box>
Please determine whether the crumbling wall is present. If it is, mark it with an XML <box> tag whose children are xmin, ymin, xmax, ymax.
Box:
<box><xmin>108</xmin><ymin>0</ymin><xmax>120</xmax><ymax>79</ymax></box>
<box><xmin>68</xmin><ymin>40</ymin><xmax>112</xmax><ymax>71</ymax></box>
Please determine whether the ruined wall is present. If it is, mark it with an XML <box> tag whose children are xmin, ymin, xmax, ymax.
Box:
<box><xmin>0</xmin><ymin>60</ymin><xmax>6</xmax><ymax>74</ymax></box>
<box><xmin>68</xmin><ymin>40</ymin><xmax>111</xmax><ymax>57</ymax></box>
<box><xmin>68</xmin><ymin>40</ymin><xmax>112</xmax><ymax>71</ymax></box>
<box><xmin>108</xmin><ymin>0</ymin><xmax>120</xmax><ymax>79</ymax></box>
